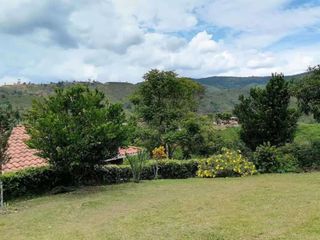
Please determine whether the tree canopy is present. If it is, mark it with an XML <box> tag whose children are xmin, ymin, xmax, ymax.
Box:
<box><xmin>0</xmin><ymin>103</ymin><xmax>18</xmax><ymax>168</ymax></box>
<box><xmin>131</xmin><ymin>69</ymin><xmax>204</xmax><ymax>157</ymax></box>
<box><xmin>294</xmin><ymin>65</ymin><xmax>320</xmax><ymax>122</ymax></box>
<box><xmin>26</xmin><ymin>85</ymin><xmax>128</xmax><ymax>174</ymax></box>
<box><xmin>234</xmin><ymin>73</ymin><xmax>298</xmax><ymax>150</ymax></box>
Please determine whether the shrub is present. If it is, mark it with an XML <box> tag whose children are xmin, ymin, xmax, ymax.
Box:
<box><xmin>152</xmin><ymin>146</ymin><xmax>167</xmax><ymax>159</ymax></box>
<box><xmin>2</xmin><ymin>160</ymin><xmax>199</xmax><ymax>200</ymax></box>
<box><xmin>253</xmin><ymin>143</ymin><xmax>298</xmax><ymax>173</ymax></box>
<box><xmin>152</xmin><ymin>146</ymin><xmax>167</xmax><ymax>179</ymax></box>
<box><xmin>0</xmin><ymin>167</ymin><xmax>72</xmax><ymax>200</ymax></box>
<box><xmin>279</xmin><ymin>141</ymin><xmax>320</xmax><ymax>171</ymax></box>
<box><xmin>96</xmin><ymin>165</ymin><xmax>132</xmax><ymax>184</ymax></box>
<box><xmin>127</xmin><ymin>151</ymin><xmax>149</xmax><ymax>183</ymax></box>
<box><xmin>197</xmin><ymin>148</ymin><xmax>256</xmax><ymax>178</ymax></box>
<box><xmin>158</xmin><ymin>159</ymin><xmax>198</xmax><ymax>179</ymax></box>
<box><xmin>26</xmin><ymin>85</ymin><xmax>128</xmax><ymax>175</ymax></box>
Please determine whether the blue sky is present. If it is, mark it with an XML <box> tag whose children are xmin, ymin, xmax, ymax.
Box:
<box><xmin>0</xmin><ymin>0</ymin><xmax>320</xmax><ymax>84</ymax></box>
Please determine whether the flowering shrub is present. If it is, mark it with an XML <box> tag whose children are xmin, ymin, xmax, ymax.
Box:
<box><xmin>197</xmin><ymin>148</ymin><xmax>257</xmax><ymax>178</ymax></box>
<box><xmin>152</xmin><ymin>146</ymin><xmax>167</xmax><ymax>159</ymax></box>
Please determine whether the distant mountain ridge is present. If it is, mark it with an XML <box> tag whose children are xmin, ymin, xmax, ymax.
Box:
<box><xmin>194</xmin><ymin>73</ymin><xmax>305</xmax><ymax>89</ymax></box>
<box><xmin>0</xmin><ymin>72</ymin><xmax>305</xmax><ymax>114</ymax></box>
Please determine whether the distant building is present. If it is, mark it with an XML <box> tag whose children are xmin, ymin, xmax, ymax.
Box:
<box><xmin>1</xmin><ymin>125</ymin><xmax>140</xmax><ymax>173</ymax></box>
<box><xmin>215</xmin><ymin>116</ymin><xmax>239</xmax><ymax>127</ymax></box>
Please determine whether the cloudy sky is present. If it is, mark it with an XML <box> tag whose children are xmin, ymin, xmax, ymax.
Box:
<box><xmin>1</xmin><ymin>0</ymin><xmax>320</xmax><ymax>84</ymax></box>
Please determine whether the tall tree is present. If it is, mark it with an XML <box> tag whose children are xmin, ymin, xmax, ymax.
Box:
<box><xmin>294</xmin><ymin>65</ymin><xmax>320</xmax><ymax>122</ymax></box>
<box><xmin>234</xmin><ymin>73</ymin><xmax>298</xmax><ymax>150</ymax></box>
<box><xmin>26</xmin><ymin>85</ymin><xmax>128</xmax><ymax>175</ymax></box>
<box><xmin>0</xmin><ymin>103</ymin><xmax>17</xmax><ymax>207</ymax></box>
<box><xmin>131</xmin><ymin>69</ymin><xmax>204</xmax><ymax>157</ymax></box>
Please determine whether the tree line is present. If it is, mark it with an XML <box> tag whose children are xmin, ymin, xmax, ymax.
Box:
<box><xmin>0</xmin><ymin>66</ymin><xmax>320</xmax><ymax>180</ymax></box>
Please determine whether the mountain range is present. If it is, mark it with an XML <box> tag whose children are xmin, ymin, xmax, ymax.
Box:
<box><xmin>0</xmin><ymin>73</ymin><xmax>304</xmax><ymax>114</ymax></box>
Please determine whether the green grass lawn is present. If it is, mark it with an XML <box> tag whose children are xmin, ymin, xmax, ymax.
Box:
<box><xmin>1</xmin><ymin>173</ymin><xmax>320</xmax><ymax>240</ymax></box>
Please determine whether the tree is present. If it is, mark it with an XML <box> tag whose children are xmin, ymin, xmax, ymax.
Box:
<box><xmin>294</xmin><ymin>65</ymin><xmax>320</xmax><ymax>121</ymax></box>
<box><xmin>178</xmin><ymin>114</ymin><xmax>220</xmax><ymax>159</ymax></box>
<box><xmin>26</xmin><ymin>85</ymin><xmax>128</xmax><ymax>176</ymax></box>
<box><xmin>131</xmin><ymin>69</ymin><xmax>204</xmax><ymax>158</ymax></box>
<box><xmin>234</xmin><ymin>73</ymin><xmax>298</xmax><ymax>150</ymax></box>
<box><xmin>0</xmin><ymin>103</ymin><xmax>18</xmax><ymax>207</ymax></box>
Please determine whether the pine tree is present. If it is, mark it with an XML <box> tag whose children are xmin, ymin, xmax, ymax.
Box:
<box><xmin>234</xmin><ymin>73</ymin><xmax>298</xmax><ymax>150</ymax></box>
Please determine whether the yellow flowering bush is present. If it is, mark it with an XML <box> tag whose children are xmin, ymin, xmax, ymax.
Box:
<box><xmin>152</xmin><ymin>146</ymin><xmax>167</xmax><ymax>159</ymax></box>
<box><xmin>197</xmin><ymin>148</ymin><xmax>257</xmax><ymax>178</ymax></box>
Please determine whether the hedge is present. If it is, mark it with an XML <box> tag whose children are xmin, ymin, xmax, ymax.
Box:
<box><xmin>0</xmin><ymin>159</ymin><xmax>198</xmax><ymax>200</ymax></box>
<box><xmin>0</xmin><ymin>167</ymin><xmax>73</xmax><ymax>200</ymax></box>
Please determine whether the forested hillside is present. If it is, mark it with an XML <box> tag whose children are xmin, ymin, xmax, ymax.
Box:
<box><xmin>0</xmin><ymin>73</ymin><xmax>304</xmax><ymax>114</ymax></box>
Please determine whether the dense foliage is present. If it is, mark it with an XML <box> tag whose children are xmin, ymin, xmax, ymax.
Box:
<box><xmin>131</xmin><ymin>69</ymin><xmax>204</xmax><ymax>157</ymax></box>
<box><xmin>234</xmin><ymin>73</ymin><xmax>298</xmax><ymax>150</ymax></box>
<box><xmin>294</xmin><ymin>65</ymin><xmax>320</xmax><ymax>122</ymax></box>
<box><xmin>0</xmin><ymin>103</ymin><xmax>18</xmax><ymax>168</ymax></box>
<box><xmin>253</xmin><ymin>143</ymin><xmax>297</xmax><ymax>173</ymax></box>
<box><xmin>280</xmin><ymin>141</ymin><xmax>320</xmax><ymax>171</ymax></box>
<box><xmin>26</xmin><ymin>85</ymin><xmax>128</xmax><ymax>175</ymax></box>
<box><xmin>178</xmin><ymin>115</ymin><xmax>221</xmax><ymax>158</ymax></box>
<box><xmin>197</xmin><ymin>148</ymin><xmax>256</xmax><ymax>178</ymax></box>
<box><xmin>1</xmin><ymin>160</ymin><xmax>199</xmax><ymax>200</ymax></box>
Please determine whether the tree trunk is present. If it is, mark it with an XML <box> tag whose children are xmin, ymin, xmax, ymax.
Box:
<box><xmin>0</xmin><ymin>180</ymin><xmax>3</xmax><ymax>208</ymax></box>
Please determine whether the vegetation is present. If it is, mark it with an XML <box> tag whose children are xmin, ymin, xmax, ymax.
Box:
<box><xmin>1</xmin><ymin>160</ymin><xmax>198</xmax><ymax>199</ymax></box>
<box><xmin>294</xmin><ymin>65</ymin><xmax>320</xmax><ymax>121</ymax></box>
<box><xmin>126</xmin><ymin>151</ymin><xmax>148</xmax><ymax>183</ymax></box>
<box><xmin>234</xmin><ymin>73</ymin><xmax>299</xmax><ymax>150</ymax></box>
<box><xmin>131</xmin><ymin>69</ymin><xmax>204</xmax><ymax>157</ymax></box>
<box><xmin>0</xmin><ymin>103</ymin><xmax>18</xmax><ymax>168</ymax></box>
<box><xmin>2</xmin><ymin>173</ymin><xmax>320</xmax><ymax>240</ymax></box>
<box><xmin>178</xmin><ymin>114</ymin><xmax>220</xmax><ymax>158</ymax></box>
<box><xmin>253</xmin><ymin>143</ymin><xmax>297</xmax><ymax>173</ymax></box>
<box><xmin>26</xmin><ymin>85</ymin><xmax>128</xmax><ymax>176</ymax></box>
<box><xmin>0</xmin><ymin>103</ymin><xmax>18</xmax><ymax>207</ymax></box>
<box><xmin>197</xmin><ymin>148</ymin><xmax>256</xmax><ymax>178</ymax></box>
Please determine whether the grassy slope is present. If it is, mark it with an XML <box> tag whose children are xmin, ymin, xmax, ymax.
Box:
<box><xmin>1</xmin><ymin>173</ymin><xmax>320</xmax><ymax>240</ymax></box>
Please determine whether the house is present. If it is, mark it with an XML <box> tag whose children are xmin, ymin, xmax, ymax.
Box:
<box><xmin>1</xmin><ymin>125</ymin><xmax>47</xmax><ymax>173</ymax></box>
<box><xmin>1</xmin><ymin>125</ymin><xmax>140</xmax><ymax>173</ymax></box>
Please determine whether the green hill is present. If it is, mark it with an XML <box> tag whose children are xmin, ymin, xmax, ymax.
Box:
<box><xmin>0</xmin><ymin>73</ymin><xmax>305</xmax><ymax>114</ymax></box>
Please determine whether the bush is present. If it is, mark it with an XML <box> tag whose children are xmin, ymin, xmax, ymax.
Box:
<box><xmin>26</xmin><ymin>85</ymin><xmax>128</xmax><ymax>175</ymax></box>
<box><xmin>1</xmin><ymin>160</ymin><xmax>199</xmax><ymax>200</ymax></box>
<box><xmin>127</xmin><ymin>151</ymin><xmax>149</xmax><ymax>183</ymax></box>
<box><xmin>0</xmin><ymin>167</ymin><xmax>72</xmax><ymax>200</ymax></box>
<box><xmin>279</xmin><ymin>141</ymin><xmax>320</xmax><ymax>171</ymax></box>
<box><xmin>96</xmin><ymin>165</ymin><xmax>132</xmax><ymax>184</ymax></box>
<box><xmin>158</xmin><ymin>160</ymin><xmax>198</xmax><ymax>179</ymax></box>
<box><xmin>253</xmin><ymin>143</ymin><xmax>298</xmax><ymax>173</ymax></box>
<box><xmin>197</xmin><ymin>148</ymin><xmax>256</xmax><ymax>178</ymax></box>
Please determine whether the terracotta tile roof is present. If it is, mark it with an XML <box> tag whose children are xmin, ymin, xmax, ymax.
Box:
<box><xmin>2</xmin><ymin>126</ymin><xmax>47</xmax><ymax>173</ymax></box>
<box><xmin>118</xmin><ymin>146</ymin><xmax>141</xmax><ymax>157</ymax></box>
<box><xmin>1</xmin><ymin>126</ymin><xmax>141</xmax><ymax>173</ymax></box>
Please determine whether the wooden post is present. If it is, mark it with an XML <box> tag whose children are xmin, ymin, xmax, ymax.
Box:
<box><xmin>0</xmin><ymin>180</ymin><xmax>3</xmax><ymax>208</ymax></box>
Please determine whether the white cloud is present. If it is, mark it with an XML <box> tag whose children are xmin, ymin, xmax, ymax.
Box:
<box><xmin>0</xmin><ymin>0</ymin><xmax>319</xmax><ymax>84</ymax></box>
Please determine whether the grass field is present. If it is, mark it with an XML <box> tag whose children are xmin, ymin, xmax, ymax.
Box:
<box><xmin>1</xmin><ymin>173</ymin><xmax>320</xmax><ymax>240</ymax></box>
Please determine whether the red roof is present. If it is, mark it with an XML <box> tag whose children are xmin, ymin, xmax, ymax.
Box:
<box><xmin>118</xmin><ymin>146</ymin><xmax>141</xmax><ymax>157</ymax></box>
<box><xmin>2</xmin><ymin>125</ymin><xmax>47</xmax><ymax>173</ymax></box>
<box><xmin>1</xmin><ymin>126</ymin><xmax>141</xmax><ymax>173</ymax></box>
